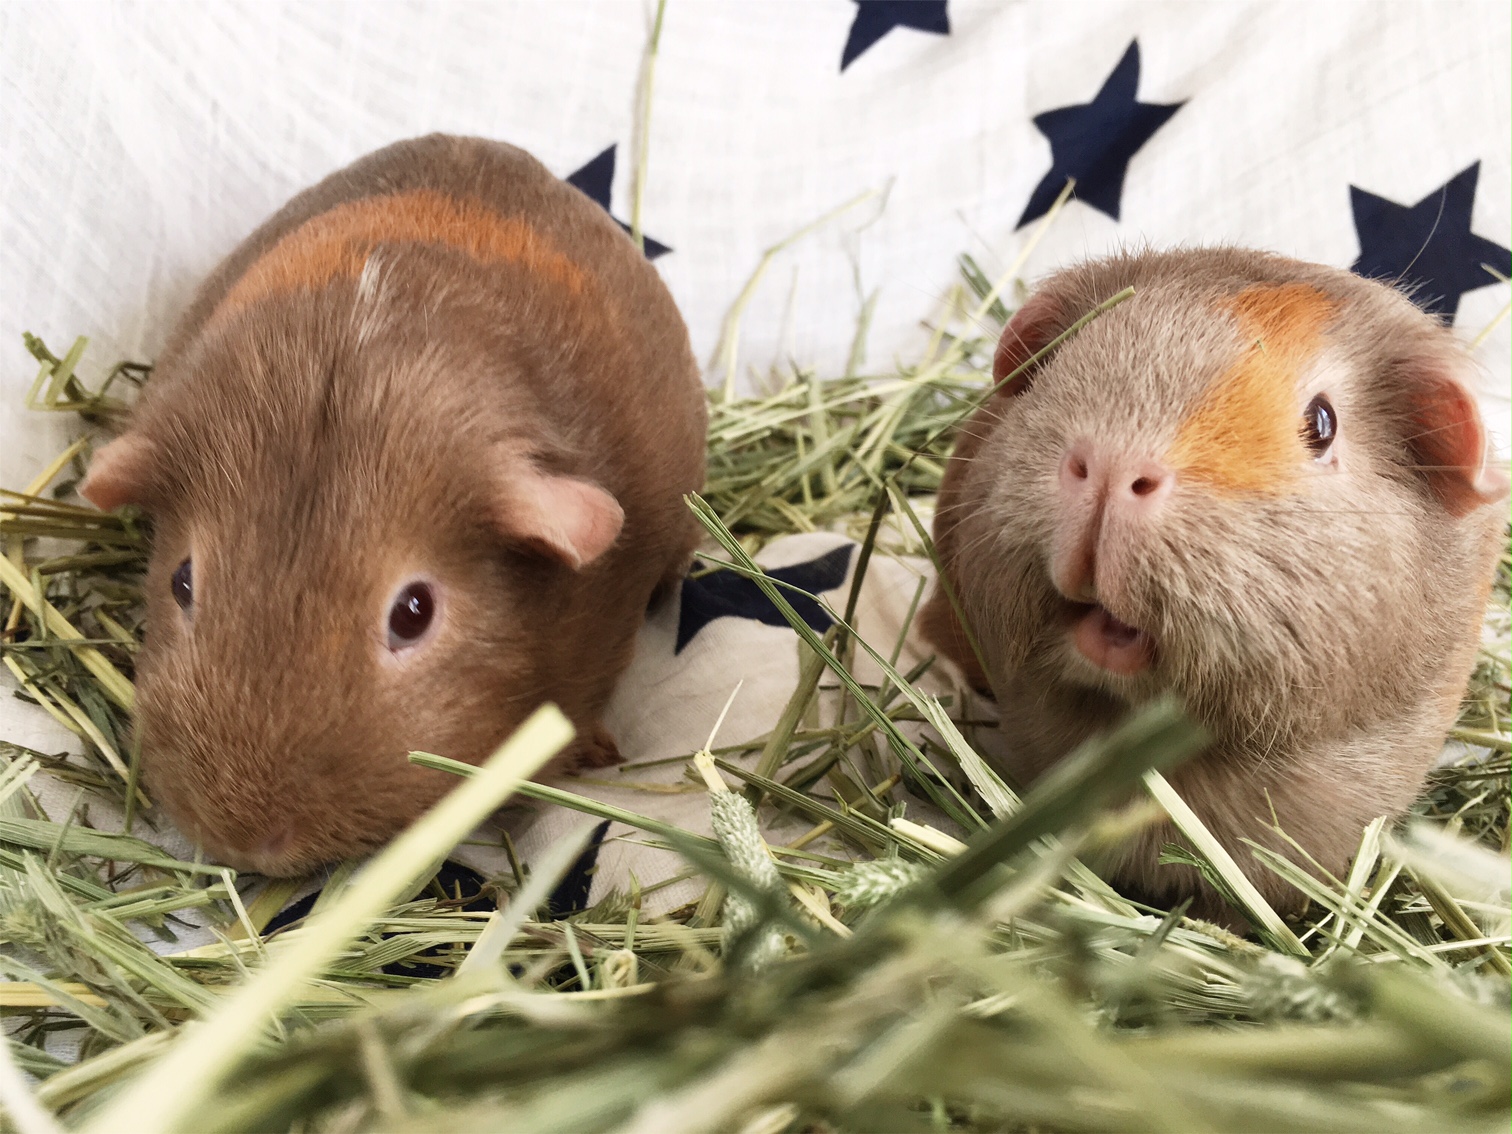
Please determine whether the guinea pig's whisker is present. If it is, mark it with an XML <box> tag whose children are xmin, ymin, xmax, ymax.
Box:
<box><xmin>1288</xmin><ymin>508</ymin><xmax>1423</xmax><ymax>518</ymax></box>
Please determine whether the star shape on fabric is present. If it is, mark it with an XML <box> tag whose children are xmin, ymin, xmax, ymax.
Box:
<box><xmin>1017</xmin><ymin>39</ymin><xmax>1184</xmax><ymax>229</ymax></box>
<box><xmin>675</xmin><ymin>545</ymin><xmax>854</xmax><ymax>654</ymax></box>
<box><xmin>565</xmin><ymin>145</ymin><xmax>672</xmax><ymax>260</ymax></box>
<box><xmin>547</xmin><ymin>820</ymin><xmax>612</xmax><ymax>917</ymax></box>
<box><xmin>840</xmin><ymin>0</ymin><xmax>950</xmax><ymax>72</ymax></box>
<box><xmin>1349</xmin><ymin>162</ymin><xmax>1511</xmax><ymax>324</ymax></box>
<box><xmin>265</xmin><ymin>861</ymin><xmax>492</xmax><ymax>978</ymax></box>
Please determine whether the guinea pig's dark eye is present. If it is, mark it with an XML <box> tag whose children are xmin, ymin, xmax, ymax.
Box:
<box><xmin>387</xmin><ymin>582</ymin><xmax>435</xmax><ymax>649</ymax></box>
<box><xmin>1301</xmin><ymin>394</ymin><xmax>1336</xmax><ymax>459</ymax></box>
<box><xmin>171</xmin><ymin>559</ymin><xmax>193</xmax><ymax>611</ymax></box>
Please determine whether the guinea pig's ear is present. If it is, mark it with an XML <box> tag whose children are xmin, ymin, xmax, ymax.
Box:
<box><xmin>79</xmin><ymin>434</ymin><xmax>156</xmax><ymax>512</ymax></box>
<box><xmin>1400</xmin><ymin>362</ymin><xmax>1509</xmax><ymax>518</ymax></box>
<box><xmin>491</xmin><ymin>448</ymin><xmax>624</xmax><ymax>570</ymax></box>
<box><xmin>992</xmin><ymin>291</ymin><xmax>1067</xmax><ymax>396</ymax></box>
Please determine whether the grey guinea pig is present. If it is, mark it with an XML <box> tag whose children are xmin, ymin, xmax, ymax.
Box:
<box><xmin>921</xmin><ymin>248</ymin><xmax>1506</xmax><ymax>921</ymax></box>
<box><xmin>80</xmin><ymin>135</ymin><xmax>707</xmax><ymax>876</ymax></box>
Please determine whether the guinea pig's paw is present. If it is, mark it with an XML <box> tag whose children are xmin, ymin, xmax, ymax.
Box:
<box><xmin>561</xmin><ymin>722</ymin><xmax>624</xmax><ymax>772</ymax></box>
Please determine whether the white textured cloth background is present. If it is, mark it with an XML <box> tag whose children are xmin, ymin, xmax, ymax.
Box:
<box><xmin>3</xmin><ymin>1</ymin><xmax>1508</xmax><ymax>465</ymax></box>
<box><xmin>0</xmin><ymin>1</ymin><xmax>1508</xmax><ymax>919</ymax></box>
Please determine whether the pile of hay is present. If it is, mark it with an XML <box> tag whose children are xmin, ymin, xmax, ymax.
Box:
<box><xmin>0</xmin><ymin>262</ymin><xmax>1507</xmax><ymax>1133</ymax></box>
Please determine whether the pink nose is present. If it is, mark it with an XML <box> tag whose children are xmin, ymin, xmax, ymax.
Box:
<box><xmin>1059</xmin><ymin>443</ymin><xmax>1174</xmax><ymax>513</ymax></box>
<box><xmin>254</xmin><ymin>827</ymin><xmax>296</xmax><ymax>864</ymax></box>
<box><xmin>218</xmin><ymin>826</ymin><xmax>298</xmax><ymax>874</ymax></box>
<box><xmin>1052</xmin><ymin>441</ymin><xmax>1174</xmax><ymax>603</ymax></box>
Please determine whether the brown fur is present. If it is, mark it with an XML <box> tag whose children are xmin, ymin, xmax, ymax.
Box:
<box><xmin>81</xmin><ymin>135</ymin><xmax>707</xmax><ymax>875</ymax></box>
<box><xmin>922</xmin><ymin>248</ymin><xmax>1506</xmax><ymax>923</ymax></box>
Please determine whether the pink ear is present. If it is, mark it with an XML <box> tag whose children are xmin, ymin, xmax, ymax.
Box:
<box><xmin>79</xmin><ymin>434</ymin><xmax>156</xmax><ymax>511</ymax></box>
<box><xmin>1403</xmin><ymin>366</ymin><xmax>1508</xmax><ymax>517</ymax></box>
<box><xmin>992</xmin><ymin>292</ymin><xmax>1067</xmax><ymax>397</ymax></box>
<box><xmin>493</xmin><ymin>451</ymin><xmax>624</xmax><ymax>569</ymax></box>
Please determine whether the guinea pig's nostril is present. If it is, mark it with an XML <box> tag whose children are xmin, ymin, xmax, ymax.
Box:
<box><xmin>1125</xmin><ymin>463</ymin><xmax>1173</xmax><ymax>503</ymax></box>
<box><xmin>1070</xmin><ymin>456</ymin><xmax>1089</xmax><ymax>479</ymax></box>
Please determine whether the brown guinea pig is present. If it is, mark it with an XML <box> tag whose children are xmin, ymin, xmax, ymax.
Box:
<box><xmin>79</xmin><ymin>135</ymin><xmax>707</xmax><ymax>876</ymax></box>
<box><xmin>921</xmin><ymin>248</ymin><xmax>1507</xmax><ymax>921</ymax></box>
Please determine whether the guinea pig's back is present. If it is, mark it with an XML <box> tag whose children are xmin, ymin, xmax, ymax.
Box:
<box><xmin>161</xmin><ymin>134</ymin><xmax>705</xmax><ymax>557</ymax></box>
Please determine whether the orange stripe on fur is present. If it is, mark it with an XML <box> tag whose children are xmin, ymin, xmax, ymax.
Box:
<box><xmin>1168</xmin><ymin>283</ymin><xmax>1338</xmax><ymax>495</ymax></box>
<box><xmin>214</xmin><ymin>190</ymin><xmax>587</xmax><ymax>318</ymax></box>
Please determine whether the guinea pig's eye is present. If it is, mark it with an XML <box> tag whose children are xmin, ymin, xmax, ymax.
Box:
<box><xmin>387</xmin><ymin>582</ymin><xmax>436</xmax><ymax>649</ymax></box>
<box><xmin>1300</xmin><ymin>394</ymin><xmax>1336</xmax><ymax>459</ymax></box>
<box><xmin>171</xmin><ymin>559</ymin><xmax>193</xmax><ymax>612</ymax></box>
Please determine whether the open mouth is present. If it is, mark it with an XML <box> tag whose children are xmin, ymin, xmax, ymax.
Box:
<box><xmin>1063</xmin><ymin>602</ymin><xmax>1156</xmax><ymax>676</ymax></box>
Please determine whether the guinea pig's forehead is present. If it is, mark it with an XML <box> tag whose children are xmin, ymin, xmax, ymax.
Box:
<box><xmin>1046</xmin><ymin>286</ymin><xmax>1234</xmax><ymax>403</ymax></box>
<box><xmin>1056</xmin><ymin>281</ymin><xmax>1338</xmax><ymax>399</ymax></box>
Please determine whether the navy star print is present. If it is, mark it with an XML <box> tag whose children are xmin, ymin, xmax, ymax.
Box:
<box><xmin>566</xmin><ymin>145</ymin><xmax>672</xmax><ymax>260</ymax></box>
<box><xmin>841</xmin><ymin>0</ymin><xmax>950</xmax><ymax>72</ymax></box>
<box><xmin>546</xmin><ymin>821</ymin><xmax>612</xmax><ymax>917</ymax></box>
<box><xmin>675</xmin><ymin>545</ymin><xmax>854</xmax><ymax>654</ymax></box>
<box><xmin>1017</xmin><ymin>40</ymin><xmax>1184</xmax><ymax>229</ymax></box>
<box><xmin>1349</xmin><ymin>162</ymin><xmax>1511</xmax><ymax>324</ymax></box>
<box><xmin>265</xmin><ymin>862</ymin><xmax>492</xmax><ymax>979</ymax></box>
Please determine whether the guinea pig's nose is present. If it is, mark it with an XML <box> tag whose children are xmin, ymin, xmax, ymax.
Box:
<box><xmin>258</xmin><ymin>827</ymin><xmax>296</xmax><ymax>860</ymax></box>
<box><xmin>1053</xmin><ymin>442</ymin><xmax>1173</xmax><ymax>604</ymax></box>
<box><xmin>1059</xmin><ymin>443</ymin><xmax>1173</xmax><ymax>514</ymax></box>
<box><xmin>228</xmin><ymin>826</ymin><xmax>298</xmax><ymax>875</ymax></box>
